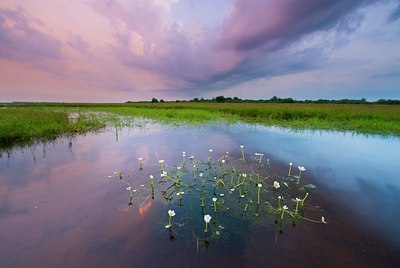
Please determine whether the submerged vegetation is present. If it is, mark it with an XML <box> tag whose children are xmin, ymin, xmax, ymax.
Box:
<box><xmin>110</xmin><ymin>145</ymin><xmax>326</xmax><ymax>248</ymax></box>
<box><xmin>1</xmin><ymin>102</ymin><xmax>400</xmax><ymax>147</ymax></box>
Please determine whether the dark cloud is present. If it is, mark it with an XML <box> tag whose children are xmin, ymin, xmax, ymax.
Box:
<box><xmin>217</xmin><ymin>0</ymin><xmax>377</xmax><ymax>52</ymax></box>
<box><xmin>88</xmin><ymin>0</ymin><xmax>398</xmax><ymax>98</ymax></box>
<box><xmin>0</xmin><ymin>7</ymin><xmax>63</xmax><ymax>63</ymax></box>
<box><xmin>388</xmin><ymin>3</ymin><xmax>400</xmax><ymax>22</ymax></box>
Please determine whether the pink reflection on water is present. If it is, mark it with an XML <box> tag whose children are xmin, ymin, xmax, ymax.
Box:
<box><xmin>139</xmin><ymin>200</ymin><xmax>153</xmax><ymax>216</ymax></box>
<box><xmin>0</xmin><ymin>131</ymin><xmax>161</xmax><ymax>267</ymax></box>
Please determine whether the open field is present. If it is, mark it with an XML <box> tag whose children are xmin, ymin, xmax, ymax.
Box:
<box><xmin>1</xmin><ymin>102</ymin><xmax>399</xmax><ymax>146</ymax></box>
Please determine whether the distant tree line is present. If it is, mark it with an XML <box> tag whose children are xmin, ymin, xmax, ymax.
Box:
<box><xmin>125</xmin><ymin>96</ymin><xmax>399</xmax><ymax>104</ymax></box>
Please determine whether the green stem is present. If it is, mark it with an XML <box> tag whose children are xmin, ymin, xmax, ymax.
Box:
<box><xmin>301</xmin><ymin>193</ymin><xmax>309</xmax><ymax>206</ymax></box>
<box><xmin>297</xmin><ymin>170</ymin><xmax>302</xmax><ymax>184</ymax></box>
<box><xmin>205</xmin><ymin>222</ymin><xmax>208</xmax><ymax>232</ymax></box>
<box><xmin>295</xmin><ymin>201</ymin><xmax>299</xmax><ymax>214</ymax></box>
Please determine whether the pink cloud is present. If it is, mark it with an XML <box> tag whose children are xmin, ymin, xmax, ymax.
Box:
<box><xmin>0</xmin><ymin>0</ymin><xmax>398</xmax><ymax>101</ymax></box>
<box><xmin>0</xmin><ymin>7</ymin><xmax>63</xmax><ymax>63</ymax></box>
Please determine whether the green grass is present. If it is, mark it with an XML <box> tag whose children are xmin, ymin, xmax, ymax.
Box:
<box><xmin>1</xmin><ymin>103</ymin><xmax>399</xmax><ymax>147</ymax></box>
<box><xmin>0</xmin><ymin>108</ymin><xmax>106</xmax><ymax>147</ymax></box>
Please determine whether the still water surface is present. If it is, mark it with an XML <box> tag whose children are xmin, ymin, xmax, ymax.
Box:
<box><xmin>0</xmin><ymin>123</ymin><xmax>399</xmax><ymax>267</ymax></box>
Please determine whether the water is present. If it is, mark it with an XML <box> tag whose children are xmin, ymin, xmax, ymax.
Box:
<box><xmin>1</xmin><ymin>123</ymin><xmax>399</xmax><ymax>267</ymax></box>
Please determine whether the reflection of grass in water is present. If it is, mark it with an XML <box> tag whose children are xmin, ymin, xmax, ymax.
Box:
<box><xmin>110</xmin><ymin>146</ymin><xmax>326</xmax><ymax>250</ymax></box>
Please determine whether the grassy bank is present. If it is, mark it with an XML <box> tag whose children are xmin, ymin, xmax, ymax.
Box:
<box><xmin>0</xmin><ymin>108</ymin><xmax>106</xmax><ymax>147</ymax></box>
<box><xmin>88</xmin><ymin>102</ymin><xmax>400</xmax><ymax>135</ymax></box>
<box><xmin>1</xmin><ymin>103</ymin><xmax>399</xmax><ymax>146</ymax></box>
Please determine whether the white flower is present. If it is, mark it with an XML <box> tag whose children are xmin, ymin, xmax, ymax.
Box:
<box><xmin>126</xmin><ymin>186</ymin><xmax>132</xmax><ymax>191</ymax></box>
<box><xmin>209</xmin><ymin>149</ymin><xmax>213</xmax><ymax>153</ymax></box>
<box><xmin>199</xmin><ymin>173</ymin><xmax>203</xmax><ymax>177</ymax></box>
<box><xmin>289</xmin><ymin>162</ymin><xmax>292</xmax><ymax>166</ymax></box>
<box><xmin>204</xmin><ymin>214</ymin><xmax>212</xmax><ymax>223</ymax></box>
<box><xmin>278</xmin><ymin>196</ymin><xmax>282</xmax><ymax>199</ymax></box>
<box><xmin>226</xmin><ymin>152</ymin><xmax>229</xmax><ymax>155</ymax></box>
<box><xmin>216</xmin><ymin>231</ymin><xmax>220</xmax><ymax>235</ymax></box>
<box><xmin>221</xmin><ymin>159</ymin><xmax>225</xmax><ymax>163</ymax></box>
<box><xmin>321</xmin><ymin>216</ymin><xmax>327</xmax><ymax>224</ymax></box>
<box><xmin>161</xmin><ymin>171</ymin><xmax>168</xmax><ymax>177</ymax></box>
<box><xmin>132</xmin><ymin>189</ymin><xmax>137</xmax><ymax>192</ymax></box>
<box><xmin>140</xmin><ymin>184</ymin><xmax>145</xmax><ymax>187</ymax></box>
<box><xmin>240</xmin><ymin>145</ymin><xmax>244</xmax><ymax>148</ymax></box>
<box><xmin>295</xmin><ymin>197</ymin><xmax>302</xmax><ymax>202</ymax></box>
<box><xmin>212</xmin><ymin>197</ymin><xmax>217</xmax><ymax>202</ymax></box>
<box><xmin>230</xmin><ymin>188</ymin><xmax>235</xmax><ymax>192</ymax></box>
<box><xmin>138</xmin><ymin>157</ymin><xmax>143</xmax><ymax>161</ymax></box>
<box><xmin>213</xmin><ymin>176</ymin><xmax>217</xmax><ymax>180</ymax></box>
<box><xmin>189</xmin><ymin>156</ymin><xmax>194</xmax><ymax>160</ymax></box>
<box><xmin>257</xmin><ymin>183</ymin><xmax>262</xmax><ymax>188</ymax></box>
<box><xmin>165</xmin><ymin>225</ymin><xmax>171</xmax><ymax>229</ymax></box>
<box><xmin>298</xmin><ymin>166</ymin><xmax>306</xmax><ymax>171</ymax></box>
<box><xmin>242</xmin><ymin>173</ymin><xmax>247</xmax><ymax>178</ymax></box>
<box><xmin>220</xmin><ymin>194</ymin><xmax>225</xmax><ymax>197</ymax></box>
<box><xmin>158</xmin><ymin>160</ymin><xmax>164</xmax><ymax>163</ymax></box>
<box><xmin>273</xmin><ymin>181</ymin><xmax>280</xmax><ymax>189</ymax></box>
<box><xmin>168</xmin><ymin>210</ymin><xmax>176</xmax><ymax>217</ymax></box>
<box><xmin>177</xmin><ymin>166</ymin><xmax>181</xmax><ymax>170</ymax></box>
<box><xmin>240</xmin><ymin>195</ymin><xmax>245</xmax><ymax>198</ymax></box>
<box><xmin>108</xmin><ymin>175</ymin><xmax>112</xmax><ymax>178</ymax></box>
<box><xmin>182</xmin><ymin>151</ymin><xmax>185</xmax><ymax>155</ymax></box>
<box><xmin>113</xmin><ymin>171</ymin><xmax>118</xmax><ymax>175</ymax></box>
<box><xmin>149</xmin><ymin>175</ymin><xmax>154</xmax><ymax>179</ymax></box>
<box><xmin>176</xmin><ymin>191</ymin><xmax>184</xmax><ymax>196</ymax></box>
<box><xmin>218</xmin><ymin>225</ymin><xmax>225</xmax><ymax>229</ymax></box>
<box><xmin>283</xmin><ymin>205</ymin><xmax>288</xmax><ymax>210</ymax></box>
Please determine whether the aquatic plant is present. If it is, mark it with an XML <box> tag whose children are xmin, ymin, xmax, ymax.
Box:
<box><xmin>297</xmin><ymin>166</ymin><xmax>306</xmax><ymax>184</ymax></box>
<box><xmin>110</xmin><ymin>144</ymin><xmax>326</xmax><ymax>248</ymax></box>
<box><xmin>159</xmin><ymin>160</ymin><xmax>165</xmax><ymax>172</ymax></box>
<box><xmin>301</xmin><ymin>192</ymin><xmax>309</xmax><ymax>206</ymax></box>
<box><xmin>212</xmin><ymin>197</ymin><xmax>218</xmax><ymax>212</ymax></box>
<box><xmin>166</xmin><ymin>210</ymin><xmax>175</xmax><ymax>228</ymax></box>
<box><xmin>138</xmin><ymin>157</ymin><xmax>143</xmax><ymax>170</ymax></box>
<box><xmin>240</xmin><ymin>145</ymin><xmax>245</xmax><ymax>161</ymax></box>
<box><xmin>182</xmin><ymin>152</ymin><xmax>186</xmax><ymax>166</ymax></box>
<box><xmin>257</xmin><ymin>183</ymin><xmax>262</xmax><ymax>205</ymax></box>
<box><xmin>204</xmin><ymin>214</ymin><xmax>212</xmax><ymax>232</ymax></box>
<box><xmin>281</xmin><ymin>205</ymin><xmax>288</xmax><ymax>220</ymax></box>
<box><xmin>294</xmin><ymin>197</ymin><xmax>301</xmax><ymax>215</ymax></box>
<box><xmin>208</xmin><ymin>149</ymin><xmax>213</xmax><ymax>164</ymax></box>
<box><xmin>288</xmin><ymin>162</ymin><xmax>293</xmax><ymax>176</ymax></box>
<box><xmin>254</xmin><ymin>153</ymin><xmax>263</xmax><ymax>163</ymax></box>
<box><xmin>127</xmin><ymin>186</ymin><xmax>133</xmax><ymax>197</ymax></box>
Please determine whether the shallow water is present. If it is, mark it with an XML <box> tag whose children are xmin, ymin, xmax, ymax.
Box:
<box><xmin>0</xmin><ymin>123</ymin><xmax>399</xmax><ymax>268</ymax></box>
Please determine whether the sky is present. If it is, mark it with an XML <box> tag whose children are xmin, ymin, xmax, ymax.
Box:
<box><xmin>0</xmin><ymin>0</ymin><xmax>399</xmax><ymax>102</ymax></box>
